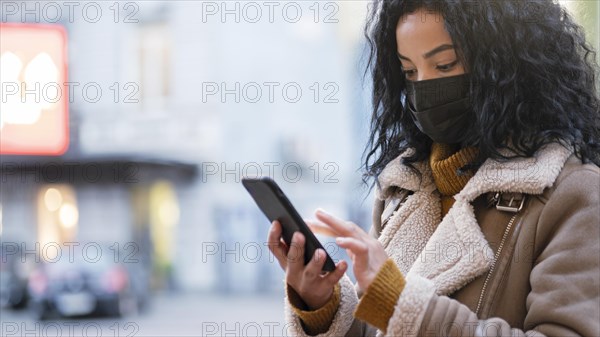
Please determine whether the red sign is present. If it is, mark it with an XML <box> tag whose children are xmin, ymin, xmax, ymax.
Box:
<box><xmin>0</xmin><ymin>24</ymin><xmax>69</xmax><ymax>156</ymax></box>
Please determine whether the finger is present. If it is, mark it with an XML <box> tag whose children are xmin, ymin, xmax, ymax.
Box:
<box><xmin>287</xmin><ymin>232</ymin><xmax>306</xmax><ymax>275</ymax></box>
<box><xmin>267</xmin><ymin>221</ymin><xmax>288</xmax><ymax>268</ymax></box>
<box><xmin>345</xmin><ymin>249</ymin><xmax>356</xmax><ymax>261</ymax></box>
<box><xmin>303</xmin><ymin>248</ymin><xmax>327</xmax><ymax>281</ymax></box>
<box><xmin>266</xmin><ymin>221</ymin><xmax>283</xmax><ymax>253</ymax></box>
<box><xmin>279</xmin><ymin>237</ymin><xmax>289</xmax><ymax>254</ymax></box>
<box><xmin>268</xmin><ymin>221</ymin><xmax>284</xmax><ymax>242</ymax></box>
<box><xmin>323</xmin><ymin>260</ymin><xmax>347</xmax><ymax>286</ymax></box>
<box><xmin>315</xmin><ymin>208</ymin><xmax>365</xmax><ymax>238</ymax></box>
<box><xmin>336</xmin><ymin>237</ymin><xmax>369</xmax><ymax>261</ymax></box>
<box><xmin>305</xmin><ymin>219</ymin><xmax>339</xmax><ymax>237</ymax></box>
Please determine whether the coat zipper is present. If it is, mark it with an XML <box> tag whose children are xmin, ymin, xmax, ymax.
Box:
<box><xmin>475</xmin><ymin>212</ymin><xmax>519</xmax><ymax>316</ymax></box>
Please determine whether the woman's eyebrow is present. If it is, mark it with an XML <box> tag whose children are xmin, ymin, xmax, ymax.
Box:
<box><xmin>397</xmin><ymin>44</ymin><xmax>455</xmax><ymax>61</ymax></box>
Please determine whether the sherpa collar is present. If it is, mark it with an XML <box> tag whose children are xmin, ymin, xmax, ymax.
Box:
<box><xmin>373</xmin><ymin>143</ymin><xmax>573</xmax><ymax>296</ymax></box>
<box><xmin>376</xmin><ymin>143</ymin><xmax>572</xmax><ymax>202</ymax></box>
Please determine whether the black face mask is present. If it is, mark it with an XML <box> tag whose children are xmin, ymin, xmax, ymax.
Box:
<box><xmin>405</xmin><ymin>74</ymin><xmax>472</xmax><ymax>144</ymax></box>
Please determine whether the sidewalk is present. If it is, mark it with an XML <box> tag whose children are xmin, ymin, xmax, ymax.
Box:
<box><xmin>134</xmin><ymin>291</ymin><xmax>288</xmax><ymax>336</ymax></box>
<box><xmin>0</xmin><ymin>291</ymin><xmax>288</xmax><ymax>337</ymax></box>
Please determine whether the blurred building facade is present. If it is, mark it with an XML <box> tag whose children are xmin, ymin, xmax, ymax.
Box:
<box><xmin>1</xmin><ymin>1</ymin><xmax>374</xmax><ymax>293</ymax></box>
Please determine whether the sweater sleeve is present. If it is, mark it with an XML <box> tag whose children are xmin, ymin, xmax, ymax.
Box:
<box><xmin>354</xmin><ymin>258</ymin><xmax>406</xmax><ymax>334</ymax></box>
<box><xmin>284</xmin><ymin>274</ymin><xmax>375</xmax><ymax>337</ymax></box>
<box><xmin>287</xmin><ymin>283</ymin><xmax>341</xmax><ymax>335</ymax></box>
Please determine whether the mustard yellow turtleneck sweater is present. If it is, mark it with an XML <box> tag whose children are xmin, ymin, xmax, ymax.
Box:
<box><xmin>429</xmin><ymin>143</ymin><xmax>479</xmax><ymax>215</ymax></box>
<box><xmin>288</xmin><ymin>144</ymin><xmax>479</xmax><ymax>335</ymax></box>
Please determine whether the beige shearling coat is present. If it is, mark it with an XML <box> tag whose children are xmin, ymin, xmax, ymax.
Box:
<box><xmin>284</xmin><ymin>143</ymin><xmax>600</xmax><ymax>336</ymax></box>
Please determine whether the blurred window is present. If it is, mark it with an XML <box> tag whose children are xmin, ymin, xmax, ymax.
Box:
<box><xmin>139</xmin><ymin>23</ymin><xmax>170</xmax><ymax>111</ymax></box>
<box><xmin>37</xmin><ymin>185</ymin><xmax>78</xmax><ymax>255</ymax></box>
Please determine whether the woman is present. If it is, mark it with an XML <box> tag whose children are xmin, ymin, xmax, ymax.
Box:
<box><xmin>267</xmin><ymin>0</ymin><xmax>600</xmax><ymax>336</ymax></box>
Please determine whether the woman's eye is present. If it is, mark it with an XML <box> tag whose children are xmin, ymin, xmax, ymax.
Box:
<box><xmin>437</xmin><ymin>60</ymin><xmax>458</xmax><ymax>71</ymax></box>
<box><xmin>403</xmin><ymin>69</ymin><xmax>416</xmax><ymax>78</ymax></box>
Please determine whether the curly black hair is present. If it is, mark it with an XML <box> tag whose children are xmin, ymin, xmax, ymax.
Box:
<box><xmin>361</xmin><ymin>0</ymin><xmax>600</xmax><ymax>189</ymax></box>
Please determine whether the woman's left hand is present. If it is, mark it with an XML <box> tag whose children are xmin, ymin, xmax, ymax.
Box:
<box><xmin>306</xmin><ymin>208</ymin><xmax>389</xmax><ymax>293</ymax></box>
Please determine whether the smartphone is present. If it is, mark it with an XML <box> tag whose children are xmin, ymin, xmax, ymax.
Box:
<box><xmin>242</xmin><ymin>177</ymin><xmax>336</xmax><ymax>272</ymax></box>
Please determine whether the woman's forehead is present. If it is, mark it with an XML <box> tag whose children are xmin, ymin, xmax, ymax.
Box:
<box><xmin>396</xmin><ymin>10</ymin><xmax>453</xmax><ymax>55</ymax></box>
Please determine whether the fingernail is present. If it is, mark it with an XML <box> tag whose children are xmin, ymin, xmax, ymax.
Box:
<box><xmin>316</xmin><ymin>208</ymin><xmax>329</xmax><ymax>216</ymax></box>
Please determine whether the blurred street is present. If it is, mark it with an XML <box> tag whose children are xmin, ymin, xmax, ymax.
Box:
<box><xmin>0</xmin><ymin>291</ymin><xmax>286</xmax><ymax>337</ymax></box>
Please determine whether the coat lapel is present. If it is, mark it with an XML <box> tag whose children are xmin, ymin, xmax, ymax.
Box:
<box><xmin>376</xmin><ymin>143</ymin><xmax>572</xmax><ymax>296</ymax></box>
<box><xmin>375</xmin><ymin>152</ymin><xmax>441</xmax><ymax>275</ymax></box>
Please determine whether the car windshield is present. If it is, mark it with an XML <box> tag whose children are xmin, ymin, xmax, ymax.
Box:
<box><xmin>43</xmin><ymin>245</ymin><xmax>120</xmax><ymax>275</ymax></box>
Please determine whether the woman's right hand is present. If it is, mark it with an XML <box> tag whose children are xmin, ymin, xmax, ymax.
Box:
<box><xmin>267</xmin><ymin>220</ymin><xmax>347</xmax><ymax>310</ymax></box>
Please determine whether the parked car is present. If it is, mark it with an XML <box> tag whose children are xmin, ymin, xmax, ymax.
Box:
<box><xmin>0</xmin><ymin>242</ymin><xmax>36</xmax><ymax>309</ymax></box>
<box><xmin>28</xmin><ymin>243</ymin><xmax>150</xmax><ymax>319</ymax></box>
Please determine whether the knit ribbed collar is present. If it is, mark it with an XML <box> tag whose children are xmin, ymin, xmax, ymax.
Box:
<box><xmin>429</xmin><ymin>143</ymin><xmax>479</xmax><ymax>196</ymax></box>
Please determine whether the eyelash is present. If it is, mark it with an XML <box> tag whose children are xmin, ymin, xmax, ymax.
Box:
<box><xmin>437</xmin><ymin>60</ymin><xmax>459</xmax><ymax>71</ymax></box>
<box><xmin>402</xmin><ymin>60</ymin><xmax>459</xmax><ymax>76</ymax></box>
<box><xmin>403</xmin><ymin>69</ymin><xmax>416</xmax><ymax>76</ymax></box>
